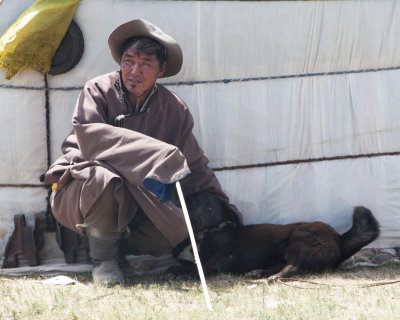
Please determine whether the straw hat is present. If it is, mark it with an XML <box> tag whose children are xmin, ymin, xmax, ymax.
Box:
<box><xmin>108</xmin><ymin>19</ymin><xmax>182</xmax><ymax>78</ymax></box>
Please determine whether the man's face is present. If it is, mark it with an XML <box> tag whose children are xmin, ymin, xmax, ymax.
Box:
<box><xmin>120</xmin><ymin>47</ymin><xmax>166</xmax><ymax>100</ymax></box>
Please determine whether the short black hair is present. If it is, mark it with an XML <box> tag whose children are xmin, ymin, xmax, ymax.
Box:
<box><xmin>120</xmin><ymin>36</ymin><xmax>166</xmax><ymax>66</ymax></box>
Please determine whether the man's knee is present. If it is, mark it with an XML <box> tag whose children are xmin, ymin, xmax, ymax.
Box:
<box><xmin>84</xmin><ymin>181</ymin><xmax>119</xmax><ymax>232</ymax></box>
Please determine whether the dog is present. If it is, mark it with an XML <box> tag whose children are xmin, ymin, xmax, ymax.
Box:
<box><xmin>170</xmin><ymin>192</ymin><xmax>380</xmax><ymax>280</ymax></box>
<box><xmin>169</xmin><ymin>191</ymin><xmax>240</xmax><ymax>274</ymax></box>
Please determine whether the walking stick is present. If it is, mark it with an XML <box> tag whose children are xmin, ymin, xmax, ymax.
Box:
<box><xmin>175</xmin><ymin>181</ymin><xmax>213</xmax><ymax>311</ymax></box>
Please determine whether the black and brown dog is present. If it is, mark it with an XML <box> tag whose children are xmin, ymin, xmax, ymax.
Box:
<box><xmin>170</xmin><ymin>191</ymin><xmax>380</xmax><ymax>280</ymax></box>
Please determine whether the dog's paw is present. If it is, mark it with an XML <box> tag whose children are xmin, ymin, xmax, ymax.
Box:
<box><xmin>266</xmin><ymin>275</ymin><xmax>280</xmax><ymax>284</ymax></box>
<box><xmin>161</xmin><ymin>272</ymin><xmax>196</xmax><ymax>281</ymax></box>
<box><xmin>244</xmin><ymin>269</ymin><xmax>266</xmax><ymax>279</ymax></box>
<box><xmin>161</xmin><ymin>266</ymin><xmax>197</xmax><ymax>281</ymax></box>
<box><xmin>175</xmin><ymin>273</ymin><xmax>197</xmax><ymax>281</ymax></box>
<box><xmin>160</xmin><ymin>272</ymin><xmax>176</xmax><ymax>281</ymax></box>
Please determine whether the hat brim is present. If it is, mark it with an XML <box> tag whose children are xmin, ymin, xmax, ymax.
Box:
<box><xmin>108</xmin><ymin>19</ymin><xmax>182</xmax><ymax>78</ymax></box>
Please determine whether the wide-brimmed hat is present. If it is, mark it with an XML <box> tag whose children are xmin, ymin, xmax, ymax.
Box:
<box><xmin>108</xmin><ymin>19</ymin><xmax>182</xmax><ymax>78</ymax></box>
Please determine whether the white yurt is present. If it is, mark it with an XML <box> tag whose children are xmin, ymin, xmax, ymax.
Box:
<box><xmin>0</xmin><ymin>0</ymin><xmax>399</xmax><ymax>273</ymax></box>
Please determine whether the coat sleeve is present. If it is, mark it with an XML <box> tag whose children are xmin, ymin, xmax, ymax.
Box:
<box><xmin>71</xmin><ymin>82</ymin><xmax>191</xmax><ymax>202</ymax></box>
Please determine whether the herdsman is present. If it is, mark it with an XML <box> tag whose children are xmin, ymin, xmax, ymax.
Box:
<box><xmin>45</xmin><ymin>19</ymin><xmax>241</xmax><ymax>284</ymax></box>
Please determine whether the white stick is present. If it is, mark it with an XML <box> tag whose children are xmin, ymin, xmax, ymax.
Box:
<box><xmin>175</xmin><ymin>181</ymin><xmax>213</xmax><ymax>311</ymax></box>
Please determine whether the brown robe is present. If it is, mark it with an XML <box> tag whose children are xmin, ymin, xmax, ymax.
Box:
<box><xmin>45</xmin><ymin>71</ymin><xmax>241</xmax><ymax>247</ymax></box>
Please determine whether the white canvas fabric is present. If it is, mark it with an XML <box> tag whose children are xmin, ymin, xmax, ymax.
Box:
<box><xmin>0</xmin><ymin>0</ymin><xmax>399</xmax><ymax>260</ymax></box>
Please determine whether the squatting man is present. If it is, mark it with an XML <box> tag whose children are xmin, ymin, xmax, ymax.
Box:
<box><xmin>44</xmin><ymin>19</ymin><xmax>241</xmax><ymax>284</ymax></box>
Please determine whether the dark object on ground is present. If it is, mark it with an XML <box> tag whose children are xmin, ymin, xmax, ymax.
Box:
<box><xmin>169</xmin><ymin>195</ymin><xmax>380</xmax><ymax>280</ymax></box>
<box><xmin>2</xmin><ymin>213</ymin><xmax>46</xmax><ymax>268</ymax></box>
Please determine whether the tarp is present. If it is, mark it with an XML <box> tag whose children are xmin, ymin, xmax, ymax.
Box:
<box><xmin>0</xmin><ymin>0</ymin><xmax>80</xmax><ymax>79</ymax></box>
<box><xmin>0</xmin><ymin>0</ymin><xmax>399</xmax><ymax>261</ymax></box>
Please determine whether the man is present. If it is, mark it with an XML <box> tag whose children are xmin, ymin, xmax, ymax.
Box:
<box><xmin>45</xmin><ymin>19</ymin><xmax>241</xmax><ymax>284</ymax></box>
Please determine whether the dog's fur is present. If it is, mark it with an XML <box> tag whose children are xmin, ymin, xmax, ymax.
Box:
<box><xmin>171</xmin><ymin>192</ymin><xmax>380</xmax><ymax>279</ymax></box>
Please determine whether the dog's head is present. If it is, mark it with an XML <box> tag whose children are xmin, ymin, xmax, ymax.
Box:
<box><xmin>172</xmin><ymin>191</ymin><xmax>239</xmax><ymax>265</ymax></box>
<box><xmin>184</xmin><ymin>191</ymin><xmax>239</xmax><ymax>233</ymax></box>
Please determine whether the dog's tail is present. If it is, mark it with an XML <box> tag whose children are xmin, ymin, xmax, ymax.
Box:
<box><xmin>338</xmin><ymin>206</ymin><xmax>380</xmax><ymax>265</ymax></box>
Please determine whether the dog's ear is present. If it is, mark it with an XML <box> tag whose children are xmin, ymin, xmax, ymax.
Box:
<box><xmin>177</xmin><ymin>191</ymin><xmax>241</xmax><ymax>232</ymax></box>
<box><xmin>219</xmin><ymin>199</ymin><xmax>241</xmax><ymax>227</ymax></box>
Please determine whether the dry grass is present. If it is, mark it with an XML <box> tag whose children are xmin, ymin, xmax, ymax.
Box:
<box><xmin>0</xmin><ymin>263</ymin><xmax>399</xmax><ymax>320</ymax></box>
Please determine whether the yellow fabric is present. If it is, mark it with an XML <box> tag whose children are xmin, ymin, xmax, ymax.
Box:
<box><xmin>0</xmin><ymin>0</ymin><xmax>80</xmax><ymax>79</ymax></box>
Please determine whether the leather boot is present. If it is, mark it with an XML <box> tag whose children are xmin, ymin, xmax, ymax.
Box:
<box><xmin>87</xmin><ymin>227</ymin><xmax>124</xmax><ymax>284</ymax></box>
